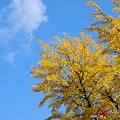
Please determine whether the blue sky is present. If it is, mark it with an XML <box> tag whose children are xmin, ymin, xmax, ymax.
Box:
<box><xmin>0</xmin><ymin>0</ymin><xmax>117</xmax><ymax>120</ymax></box>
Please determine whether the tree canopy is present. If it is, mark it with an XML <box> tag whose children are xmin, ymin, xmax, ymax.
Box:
<box><xmin>30</xmin><ymin>0</ymin><xmax>120</xmax><ymax>119</ymax></box>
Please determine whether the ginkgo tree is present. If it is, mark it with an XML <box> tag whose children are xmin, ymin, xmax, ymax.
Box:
<box><xmin>30</xmin><ymin>0</ymin><xmax>120</xmax><ymax>120</ymax></box>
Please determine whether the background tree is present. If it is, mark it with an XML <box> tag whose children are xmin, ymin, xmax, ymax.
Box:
<box><xmin>30</xmin><ymin>0</ymin><xmax>120</xmax><ymax>119</ymax></box>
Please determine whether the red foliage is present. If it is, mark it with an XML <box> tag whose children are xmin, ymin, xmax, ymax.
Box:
<box><xmin>98</xmin><ymin>110</ymin><xmax>108</xmax><ymax>118</ymax></box>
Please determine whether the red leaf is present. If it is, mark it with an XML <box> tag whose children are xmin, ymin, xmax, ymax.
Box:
<box><xmin>98</xmin><ymin>109</ymin><xmax>108</xmax><ymax>117</ymax></box>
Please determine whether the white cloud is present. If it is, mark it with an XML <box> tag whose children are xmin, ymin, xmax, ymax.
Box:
<box><xmin>6</xmin><ymin>0</ymin><xmax>47</xmax><ymax>33</ymax></box>
<box><xmin>0</xmin><ymin>28</ymin><xmax>13</xmax><ymax>45</ymax></box>
<box><xmin>0</xmin><ymin>0</ymin><xmax>48</xmax><ymax>64</ymax></box>
<box><xmin>4</xmin><ymin>52</ymin><xmax>15</xmax><ymax>64</ymax></box>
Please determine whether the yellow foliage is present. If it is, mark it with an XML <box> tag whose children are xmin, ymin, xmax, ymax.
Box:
<box><xmin>113</xmin><ymin>7</ymin><xmax>120</xmax><ymax>12</ymax></box>
<box><xmin>86</xmin><ymin>1</ymin><xmax>101</xmax><ymax>11</ymax></box>
<box><xmin>30</xmin><ymin>1</ymin><xmax>120</xmax><ymax>119</ymax></box>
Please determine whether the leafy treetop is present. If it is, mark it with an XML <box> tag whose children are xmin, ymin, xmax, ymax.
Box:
<box><xmin>30</xmin><ymin>0</ymin><xmax>120</xmax><ymax>120</ymax></box>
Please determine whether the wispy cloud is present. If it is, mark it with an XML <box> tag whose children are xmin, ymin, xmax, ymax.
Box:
<box><xmin>4</xmin><ymin>52</ymin><xmax>15</xmax><ymax>64</ymax></box>
<box><xmin>5</xmin><ymin>0</ymin><xmax>47</xmax><ymax>33</ymax></box>
<box><xmin>0</xmin><ymin>0</ymin><xmax>47</xmax><ymax>64</ymax></box>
